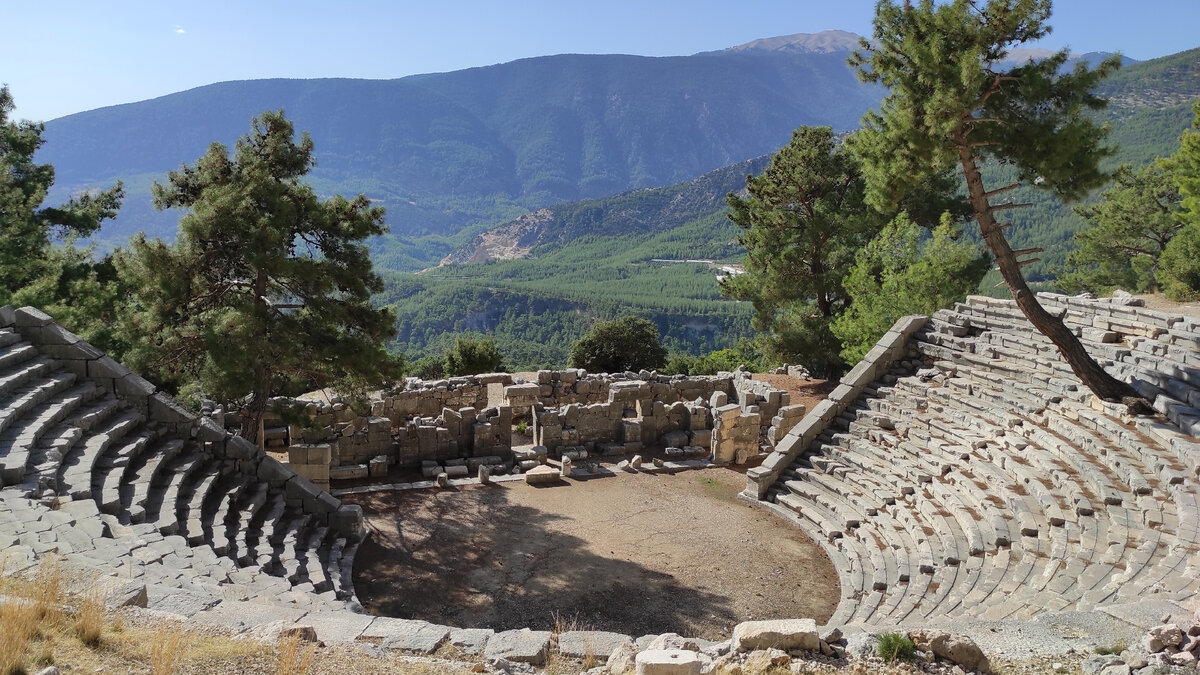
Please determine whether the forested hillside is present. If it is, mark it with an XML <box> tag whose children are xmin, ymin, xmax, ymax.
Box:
<box><xmin>38</xmin><ymin>39</ymin><xmax>885</xmax><ymax>261</ymax></box>
<box><xmin>395</xmin><ymin>46</ymin><xmax>1200</xmax><ymax>368</ymax></box>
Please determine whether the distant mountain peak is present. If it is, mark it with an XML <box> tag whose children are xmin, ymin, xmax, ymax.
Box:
<box><xmin>725</xmin><ymin>30</ymin><xmax>863</xmax><ymax>55</ymax></box>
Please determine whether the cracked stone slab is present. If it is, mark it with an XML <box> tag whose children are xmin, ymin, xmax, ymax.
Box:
<box><xmin>362</xmin><ymin>616</ymin><xmax>450</xmax><ymax>654</ymax></box>
<box><xmin>449</xmin><ymin>627</ymin><xmax>493</xmax><ymax>654</ymax></box>
<box><xmin>483</xmin><ymin>628</ymin><xmax>552</xmax><ymax>665</ymax></box>
<box><xmin>145</xmin><ymin>585</ymin><xmax>221</xmax><ymax>618</ymax></box>
<box><xmin>558</xmin><ymin>630</ymin><xmax>633</xmax><ymax>660</ymax></box>
<box><xmin>294</xmin><ymin>610</ymin><xmax>375</xmax><ymax>644</ymax></box>
<box><xmin>191</xmin><ymin>599</ymin><xmax>307</xmax><ymax>631</ymax></box>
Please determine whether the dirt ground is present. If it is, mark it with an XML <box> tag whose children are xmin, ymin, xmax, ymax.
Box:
<box><xmin>344</xmin><ymin>468</ymin><xmax>839</xmax><ymax>640</ymax></box>
<box><xmin>752</xmin><ymin>374</ymin><xmax>836</xmax><ymax>412</ymax></box>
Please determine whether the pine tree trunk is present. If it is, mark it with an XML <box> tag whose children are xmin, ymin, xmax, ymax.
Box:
<box><xmin>241</xmin><ymin>269</ymin><xmax>271</xmax><ymax>448</ymax></box>
<box><xmin>956</xmin><ymin>145</ymin><xmax>1140</xmax><ymax>402</ymax></box>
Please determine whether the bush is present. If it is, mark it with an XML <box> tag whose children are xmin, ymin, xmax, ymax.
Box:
<box><xmin>875</xmin><ymin>632</ymin><xmax>916</xmax><ymax>662</ymax></box>
<box><xmin>1159</xmin><ymin>222</ymin><xmax>1200</xmax><ymax>300</ymax></box>
<box><xmin>569</xmin><ymin>316</ymin><xmax>667</xmax><ymax>374</ymax></box>
<box><xmin>409</xmin><ymin>354</ymin><xmax>445</xmax><ymax>380</ymax></box>
<box><xmin>444</xmin><ymin>335</ymin><xmax>504</xmax><ymax>376</ymax></box>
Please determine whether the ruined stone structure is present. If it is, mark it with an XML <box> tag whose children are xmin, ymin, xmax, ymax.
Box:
<box><xmin>0</xmin><ymin>305</ymin><xmax>365</xmax><ymax>617</ymax></box>
<box><xmin>745</xmin><ymin>293</ymin><xmax>1200</xmax><ymax>628</ymax></box>
<box><xmin>2</xmin><ymin>293</ymin><xmax>1199</xmax><ymax>671</ymax></box>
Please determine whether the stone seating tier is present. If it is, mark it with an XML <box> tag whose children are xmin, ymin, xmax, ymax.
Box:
<box><xmin>758</xmin><ymin>294</ymin><xmax>1200</xmax><ymax>627</ymax></box>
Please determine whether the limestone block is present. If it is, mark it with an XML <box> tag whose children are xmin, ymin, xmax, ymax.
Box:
<box><xmin>258</xmin><ymin>456</ymin><xmax>294</xmax><ymax>483</ymax></box>
<box><xmin>622</xmin><ymin>420</ymin><xmax>642</xmax><ymax>443</ymax></box>
<box><xmin>635</xmin><ymin>649</ymin><xmax>710</xmax><ymax>675</ymax></box>
<box><xmin>288</xmin><ymin>444</ymin><xmax>332</xmax><ymax>465</ymax></box>
<box><xmin>907</xmin><ymin>629</ymin><xmax>991</xmax><ymax>673</ymax></box>
<box><xmin>525</xmin><ymin>465</ymin><xmax>561</xmax><ymax>485</ymax></box>
<box><xmin>366</xmin><ymin>617</ymin><xmax>451</xmax><ymax>654</ymax></box>
<box><xmin>731</xmin><ymin>619</ymin><xmax>818</xmax><ymax>652</ymax></box>
<box><xmin>558</xmin><ymin>630</ymin><xmax>634</xmax><ymax>661</ymax></box>
<box><xmin>369</xmin><ymin>455</ymin><xmax>388</xmax><ymax>477</ymax></box>
<box><xmin>288</xmin><ymin>462</ymin><xmax>329</xmax><ymax>487</ymax></box>
<box><xmin>689</xmin><ymin>429</ymin><xmax>712</xmax><ymax>447</ymax></box>
<box><xmin>13</xmin><ymin>306</ymin><xmax>53</xmax><ymax>327</ymax></box>
<box><xmin>484</xmin><ymin>628</ymin><xmax>552</xmax><ymax>665</ymax></box>
<box><xmin>329</xmin><ymin>464</ymin><xmax>368</xmax><ymax>480</ymax></box>
<box><xmin>449</xmin><ymin>627</ymin><xmax>494</xmax><ymax>654</ymax></box>
<box><xmin>661</xmin><ymin>430</ymin><xmax>689</xmax><ymax>448</ymax></box>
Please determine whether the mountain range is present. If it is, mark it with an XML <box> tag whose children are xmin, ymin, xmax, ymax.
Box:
<box><xmin>40</xmin><ymin>31</ymin><xmax>891</xmax><ymax>257</ymax></box>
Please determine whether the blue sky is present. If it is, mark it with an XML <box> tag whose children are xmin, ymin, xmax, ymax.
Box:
<box><xmin>4</xmin><ymin>0</ymin><xmax>1198</xmax><ymax>122</ymax></box>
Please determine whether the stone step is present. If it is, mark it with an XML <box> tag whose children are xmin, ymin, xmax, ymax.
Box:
<box><xmin>145</xmin><ymin>452</ymin><xmax>206</xmax><ymax>533</ymax></box>
<box><xmin>0</xmin><ymin>381</ymin><xmax>99</xmax><ymax>487</ymax></box>
<box><xmin>225</xmin><ymin>480</ymin><xmax>269</xmax><ymax>565</ymax></box>
<box><xmin>205</xmin><ymin>473</ymin><xmax>249</xmax><ymax>556</ymax></box>
<box><xmin>0</xmin><ymin>346</ymin><xmax>47</xmax><ymax>388</ymax></box>
<box><xmin>58</xmin><ymin>409</ymin><xmax>143</xmax><ymax>500</ymax></box>
<box><xmin>122</xmin><ymin>438</ymin><xmax>186</xmax><ymax>524</ymax></box>
<box><xmin>178</xmin><ymin>463</ymin><xmax>223</xmax><ymax>544</ymax></box>
<box><xmin>0</xmin><ymin>370</ymin><xmax>77</xmax><ymax>439</ymax></box>
<box><xmin>94</xmin><ymin>428</ymin><xmax>158</xmax><ymax>514</ymax></box>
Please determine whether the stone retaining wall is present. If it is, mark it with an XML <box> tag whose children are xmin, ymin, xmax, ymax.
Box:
<box><xmin>744</xmin><ymin>314</ymin><xmax>929</xmax><ymax>499</ymax></box>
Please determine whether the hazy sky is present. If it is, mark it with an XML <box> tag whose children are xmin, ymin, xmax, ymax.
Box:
<box><xmin>4</xmin><ymin>0</ymin><xmax>1198</xmax><ymax>122</ymax></box>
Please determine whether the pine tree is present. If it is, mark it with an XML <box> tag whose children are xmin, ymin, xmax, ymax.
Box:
<box><xmin>721</xmin><ymin>126</ymin><xmax>875</xmax><ymax>373</ymax></box>
<box><xmin>0</xmin><ymin>85</ymin><xmax>123</xmax><ymax>308</ymax></box>
<box><xmin>833</xmin><ymin>214</ymin><xmax>990</xmax><ymax>363</ymax></box>
<box><xmin>119</xmin><ymin>110</ymin><xmax>402</xmax><ymax>443</ymax></box>
<box><xmin>850</xmin><ymin>0</ymin><xmax>1139</xmax><ymax>402</ymax></box>
<box><xmin>1059</xmin><ymin>164</ymin><xmax>1182</xmax><ymax>296</ymax></box>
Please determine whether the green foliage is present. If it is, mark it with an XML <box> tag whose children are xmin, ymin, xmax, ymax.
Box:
<box><xmin>692</xmin><ymin>342</ymin><xmax>771</xmax><ymax>375</ymax></box>
<box><xmin>118</xmin><ymin>110</ymin><xmax>403</xmax><ymax>440</ymax></box>
<box><xmin>851</xmin><ymin>0</ymin><xmax>1133</xmax><ymax>399</ymax></box>
<box><xmin>875</xmin><ymin>632</ymin><xmax>917</xmax><ymax>662</ymax></box>
<box><xmin>1159</xmin><ymin>223</ymin><xmax>1200</xmax><ymax>300</ymax></box>
<box><xmin>1059</xmin><ymin>164</ymin><xmax>1183</xmax><ymax>295</ymax></box>
<box><xmin>721</xmin><ymin>126</ymin><xmax>875</xmax><ymax>373</ymax></box>
<box><xmin>443</xmin><ymin>335</ymin><xmax>504</xmax><ymax>376</ymax></box>
<box><xmin>833</xmin><ymin>214</ymin><xmax>990</xmax><ymax>363</ymax></box>
<box><xmin>569</xmin><ymin>316</ymin><xmax>668</xmax><ymax>374</ymax></box>
<box><xmin>1154</xmin><ymin>101</ymin><xmax>1200</xmax><ymax>300</ymax></box>
<box><xmin>662</xmin><ymin>341</ymin><xmax>771</xmax><ymax>376</ymax></box>
<box><xmin>851</xmin><ymin>0</ymin><xmax>1121</xmax><ymax>212</ymax></box>
<box><xmin>723</xmin><ymin>126</ymin><xmax>872</xmax><ymax>319</ymax></box>
<box><xmin>0</xmin><ymin>85</ymin><xmax>124</xmax><ymax>351</ymax></box>
<box><xmin>9</xmin><ymin>244</ymin><xmax>131</xmax><ymax>358</ymax></box>
<box><xmin>409</xmin><ymin>354</ymin><xmax>445</xmax><ymax>380</ymax></box>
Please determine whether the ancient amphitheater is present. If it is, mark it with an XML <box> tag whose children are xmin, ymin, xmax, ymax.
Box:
<box><xmin>1</xmin><ymin>293</ymin><xmax>1199</xmax><ymax>673</ymax></box>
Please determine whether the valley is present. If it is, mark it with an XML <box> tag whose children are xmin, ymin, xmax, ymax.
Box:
<box><xmin>28</xmin><ymin>35</ymin><xmax>1200</xmax><ymax>370</ymax></box>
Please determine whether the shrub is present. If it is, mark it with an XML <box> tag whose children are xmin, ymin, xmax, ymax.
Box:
<box><xmin>444</xmin><ymin>335</ymin><xmax>504</xmax><ymax>376</ymax></box>
<box><xmin>875</xmin><ymin>632</ymin><xmax>916</xmax><ymax>662</ymax></box>
<box><xmin>569</xmin><ymin>316</ymin><xmax>667</xmax><ymax>374</ymax></box>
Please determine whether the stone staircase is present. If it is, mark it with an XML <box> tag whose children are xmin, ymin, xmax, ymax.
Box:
<box><xmin>755</xmin><ymin>294</ymin><xmax>1200</xmax><ymax>629</ymax></box>
<box><xmin>0</xmin><ymin>306</ymin><xmax>365</xmax><ymax>615</ymax></box>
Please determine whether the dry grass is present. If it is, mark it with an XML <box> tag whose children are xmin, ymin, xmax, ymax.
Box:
<box><xmin>0</xmin><ymin>599</ymin><xmax>40</xmax><ymax>675</ymax></box>
<box><xmin>277</xmin><ymin>632</ymin><xmax>317</xmax><ymax>675</ymax></box>
<box><xmin>149</xmin><ymin>629</ymin><xmax>186</xmax><ymax>675</ymax></box>
<box><xmin>74</xmin><ymin>593</ymin><xmax>104</xmax><ymax>647</ymax></box>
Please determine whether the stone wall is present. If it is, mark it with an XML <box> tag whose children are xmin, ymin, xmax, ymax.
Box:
<box><xmin>744</xmin><ymin>314</ymin><xmax>930</xmax><ymax>499</ymax></box>
<box><xmin>531</xmin><ymin>369</ymin><xmax>732</xmax><ymax>408</ymax></box>
<box><xmin>368</xmin><ymin>373</ymin><xmax>512</xmax><ymax>423</ymax></box>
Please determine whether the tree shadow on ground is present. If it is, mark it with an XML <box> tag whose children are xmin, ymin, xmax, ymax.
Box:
<box><xmin>348</xmin><ymin>483</ymin><xmax>746</xmax><ymax>639</ymax></box>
